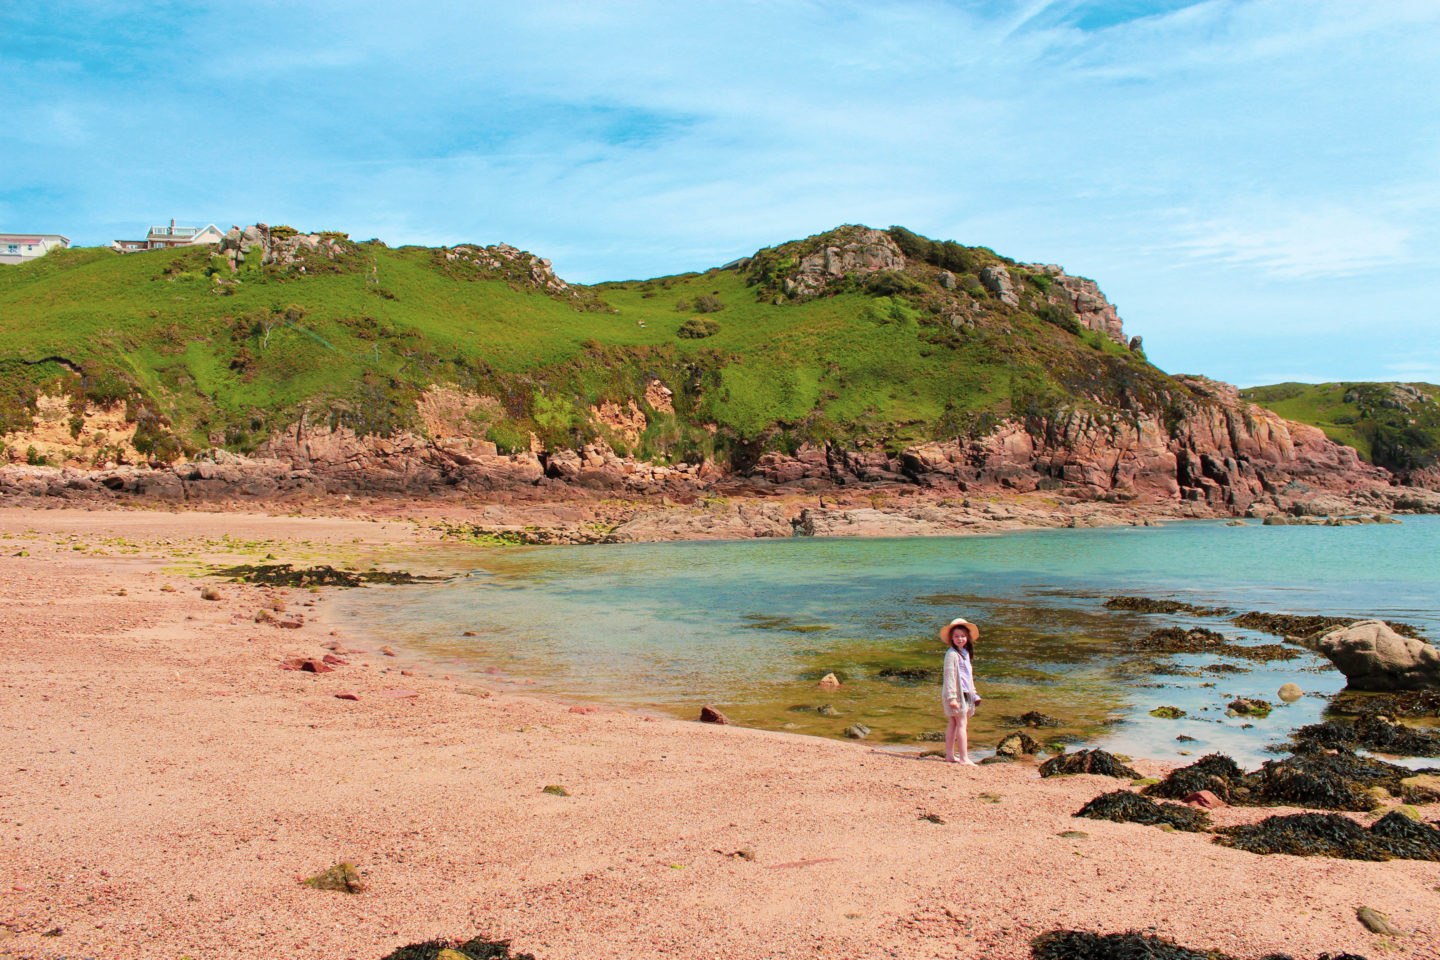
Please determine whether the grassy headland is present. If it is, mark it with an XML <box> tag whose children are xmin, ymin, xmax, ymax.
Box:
<box><xmin>1</xmin><ymin>224</ymin><xmax>1214</xmax><ymax>468</ymax></box>
<box><xmin>1240</xmin><ymin>381</ymin><xmax>1440</xmax><ymax>480</ymax></box>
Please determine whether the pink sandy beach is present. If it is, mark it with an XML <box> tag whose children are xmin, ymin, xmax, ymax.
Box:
<box><xmin>1</xmin><ymin>507</ymin><xmax>1436</xmax><ymax>960</ymax></box>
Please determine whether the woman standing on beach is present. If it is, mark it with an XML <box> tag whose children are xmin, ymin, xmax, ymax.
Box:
<box><xmin>940</xmin><ymin>617</ymin><xmax>981</xmax><ymax>765</ymax></box>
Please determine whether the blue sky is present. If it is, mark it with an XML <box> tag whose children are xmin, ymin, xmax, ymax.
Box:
<box><xmin>3</xmin><ymin>0</ymin><xmax>1438</xmax><ymax>386</ymax></box>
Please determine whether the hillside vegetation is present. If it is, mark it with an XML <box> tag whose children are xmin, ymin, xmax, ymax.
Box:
<box><xmin>1240</xmin><ymin>381</ymin><xmax>1440</xmax><ymax>481</ymax></box>
<box><xmin>0</xmin><ymin>224</ymin><xmax>1198</xmax><ymax>468</ymax></box>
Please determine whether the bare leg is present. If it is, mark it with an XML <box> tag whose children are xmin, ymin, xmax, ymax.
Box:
<box><xmin>944</xmin><ymin>715</ymin><xmax>959</xmax><ymax>762</ymax></box>
<box><xmin>958</xmin><ymin>711</ymin><xmax>977</xmax><ymax>765</ymax></box>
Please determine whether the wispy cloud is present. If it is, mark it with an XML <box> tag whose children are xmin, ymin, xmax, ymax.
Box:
<box><xmin>1172</xmin><ymin>202</ymin><xmax>1415</xmax><ymax>280</ymax></box>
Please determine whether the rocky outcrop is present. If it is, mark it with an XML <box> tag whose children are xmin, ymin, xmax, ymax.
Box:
<box><xmin>745</xmin><ymin>376</ymin><xmax>1398</xmax><ymax>517</ymax></box>
<box><xmin>782</xmin><ymin>226</ymin><xmax>906</xmax><ymax>298</ymax></box>
<box><xmin>1027</xmin><ymin>264</ymin><xmax>1125</xmax><ymax>343</ymax></box>
<box><xmin>979</xmin><ymin>265</ymin><xmax>1019</xmax><ymax>308</ymax></box>
<box><xmin>215</xmin><ymin>224</ymin><xmax>345</xmax><ymax>271</ymax></box>
<box><xmin>442</xmin><ymin>242</ymin><xmax>574</xmax><ymax>298</ymax></box>
<box><xmin>1315</xmin><ymin>620</ymin><xmax>1440</xmax><ymax>691</ymax></box>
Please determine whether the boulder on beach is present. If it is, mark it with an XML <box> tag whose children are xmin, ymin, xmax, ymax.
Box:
<box><xmin>699</xmin><ymin>705</ymin><xmax>730</xmax><ymax>724</ymax></box>
<box><xmin>1315</xmin><ymin>619</ymin><xmax>1440</xmax><ymax>691</ymax></box>
<box><xmin>994</xmin><ymin>731</ymin><xmax>1040</xmax><ymax>757</ymax></box>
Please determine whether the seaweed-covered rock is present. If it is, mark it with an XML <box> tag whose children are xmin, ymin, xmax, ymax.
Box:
<box><xmin>1331</xmin><ymin>688</ymin><xmax>1440</xmax><ymax>719</ymax></box>
<box><xmin>1294</xmin><ymin>715</ymin><xmax>1440</xmax><ymax>757</ymax></box>
<box><xmin>876</xmin><ymin>666</ymin><xmax>935</xmax><ymax>684</ymax></box>
<box><xmin>1029</xmin><ymin>929</ymin><xmax>1366</xmax><ymax>960</ymax></box>
<box><xmin>1144</xmin><ymin>754</ymin><xmax>1243</xmax><ymax>803</ymax></box>
<box><xmin>1040</xmin><ymin>749</ymin><xmax>1140</xmax><ymax>779</ymax></box>
<box><xmin>381</xmin><ymin>938</ymin><xmax>536</xmax><ymax>960</ymax></box>
<box><xmin>216</xmin><ymin>563</ymin><xmax>441</xmax><ymax>588</ymax></box>
<box><xmin>1104</xmin><ymin>597</ymin><xmax>1234</xmax><ymax>617</ymax></box>
<box><xmin>1216</xmin><ymin>811</ymin><xmax>1440</xmax><ymax>861</ymax></box>
<box><xmin>1076</xmin><ymin>791</ymin><xmax>1211</xmax><ymax>832</ymax></box>
<box><xmin>1228</xmin><ymin>698</ymin><xmax>1272</xmax><ymax>718</ymax></box>
<box><xmin>1001</xmin><ymin>710</ymin><xmax>1064</xmax><ymax>728</ymax></box>
<box><xmin>1369</xmin><ymin>810</ymin><xmax>1440</xmax><ymax>859</ymax></box>
<box><xmin>995</xmin><ymin>731</ymin><xmax>1041</xmax><ymax>757</ymax></box>
<box><xmin>1315</xmin><ymin>620</ymin><xmax>1440</xmax><ymax>691</ymax></box>
<box><xmin>1130</xmin><ymin>627</ymin><xmax>1228</xmax><ymax>653</ymax></box>
<box><xmin>1246</xmin><ymin>759</ymin><xmax>1378</xmax><ymax>812</ymax></box>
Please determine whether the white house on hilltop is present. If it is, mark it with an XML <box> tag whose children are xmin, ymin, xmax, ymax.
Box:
<box><xmin>112</xmin><ymin>220</ymin><xmax>224</xmax><ymax>253</ymax></box>
<box><xmin>0</xmin><ymin>234</ymin><xmax>70</xmax><ymax>265</ymax></box>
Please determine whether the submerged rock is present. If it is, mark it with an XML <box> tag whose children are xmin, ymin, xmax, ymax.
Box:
<box><xmin>1227</xmin><ymin>698</ymin><xmax>1271</xmax><ymax>718</ymax></box>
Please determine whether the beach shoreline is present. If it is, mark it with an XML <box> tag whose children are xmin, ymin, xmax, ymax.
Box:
<box><xmin>2</xmin><ymin>505</ymin><xmax>1437</xmax><ymax>959</ymax></box>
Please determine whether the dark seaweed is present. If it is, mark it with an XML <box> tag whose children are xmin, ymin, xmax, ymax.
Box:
<box><xmin>1231</xmin><ymin>612</ymin><xmax>1421</xmax><ymax>640</ymax></box>
<box><xmin>1076</xmin><ymin>791</ymin><xmax>1210</xmax><ymax>832</ymax></box>
<box><xmin>1293</xmin><ymin>715</ymin><xmax>1440</xmax><ymax>757</ymax></box>
<box><xmin>1143</xmin><ymin>754</ymin><xmax>1243</xmax><ymax>802</ymax></box>
<box><xmin>1330</xmin><ymin>689</ymin><xmax>1440</xmax><ymax>719</ymax></box>
<box><xmin>1144</xmin><ymin>746</ymin><xmax>1433</xmax><ymax>811</ymax></box>
<box><xmin>1030</xmin><ymin>928</ymin><xmax>1368</xmax><ymax>960</ymax></box>
<box><xmin>1129</xmin><ymin>627</ymin><xmax>1228</xmax><ymax>652</ymax></box>
<box><xmin>216</xmin><ymin>563</ymin><xmax>442</xmax><ymax>588</ymax></box>
<box><xmin>1216</xmin><ymin>811</ymin><xmax>1440</xmax><ymax>861</ymax></box>
<box><xmin>999</xmin><ymin>710</ymin><xmax>1064</xmax><ymax>728</ymax></box>
<box><xmin>1040</xmin><ymin>749</ymin><xmax>1140</xmax><ymax>779</ymax></box>
<box><xmin>876</xmin><ymin>666</ymin><xmax>937</xmax><ymax>684</ymax></box>
<box><xmin>381</xmin><ymin>937</ymin><xmax>536</xmax><ymax>960</ymax></box>
<box><xmin>1104</xmin><ymin>596</ymin><xmax>1235</xmax><ymax>617</ymax></box>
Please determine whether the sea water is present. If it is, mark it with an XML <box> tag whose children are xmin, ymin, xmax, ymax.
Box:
<box><xmin>336</xmin><ymin>516</ymin><xmax>1440</xmax><ymax>765</ymax></box>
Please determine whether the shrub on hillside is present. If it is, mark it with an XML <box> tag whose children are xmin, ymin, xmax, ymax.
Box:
<box><xmin>677</xmin><ymin>317</ymin><xmax>721</xmax><ymax>339</ymax></box>
<box><xmin>1036</xmin><ymin>304</ymin><xmax>1081</xmax><ymax>335</ymax></box>
<box><xmin>693</xmin><ymin>294</ymin><xmax>724</xmax><ymax>314</ymax></box>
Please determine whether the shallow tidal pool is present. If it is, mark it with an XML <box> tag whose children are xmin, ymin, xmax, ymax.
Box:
<box><xmin>336</xmin><ymin>515</ymin><xmax>1440</xmax><ymax>766</ymax></box>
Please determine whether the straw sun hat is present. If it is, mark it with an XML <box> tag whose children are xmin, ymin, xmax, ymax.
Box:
<box><xmin>939</xmin><ymin>617</ymin><xmax>978</xmax><ymax>645</ymax></box>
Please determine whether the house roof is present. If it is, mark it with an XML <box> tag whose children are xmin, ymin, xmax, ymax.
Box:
<box><xmin>146</xmin><ymin>223</ymin><xmax>221</xmax><ymax>239</ymax></box>
<box><xmin>0</xmin><ymin>235</ymin><xmax>70</xmax><ymax>244</ymax></box>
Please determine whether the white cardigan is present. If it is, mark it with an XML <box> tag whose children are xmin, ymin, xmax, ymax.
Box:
<box><xmin>941</xmin><ymin>647</ymin><xmax>978</xmax><ymax>712</ymax></box>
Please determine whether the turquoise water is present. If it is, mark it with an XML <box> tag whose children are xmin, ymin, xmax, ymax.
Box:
<box><xmin>337</xmin><ymin>516</ymin><xmax>1440</xmax><ymax>765</ymax></box>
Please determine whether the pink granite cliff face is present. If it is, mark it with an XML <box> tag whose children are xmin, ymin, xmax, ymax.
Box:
<box><xmin>0</xmin><ymin>382</ymin><xmax>1423</xmax><ymax>522</ymax></box>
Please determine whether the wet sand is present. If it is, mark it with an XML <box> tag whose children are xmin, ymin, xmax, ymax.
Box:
<box><xmin>1</xmin><ymin>506</ymin><xmax>1437</xmax><ymax>959</ymax></box>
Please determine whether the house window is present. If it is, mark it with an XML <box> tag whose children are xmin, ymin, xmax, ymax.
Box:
<box><xmin>5</xmin><ymin>245</ymin><xmax>17</xmax><ymax>255</ymax></box>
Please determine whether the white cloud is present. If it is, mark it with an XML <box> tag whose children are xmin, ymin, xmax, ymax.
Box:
<box><xmin>1172</xmin><ymin>202</ymin><xmax>1415</xmax><ymax>280</ymax></box>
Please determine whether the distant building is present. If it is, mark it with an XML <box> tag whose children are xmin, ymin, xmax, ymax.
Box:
<box><xmin>0</xmin><ymin>234</ymin><xmax>70</xmax><ymax>265</ymax></box>
<box><xmin>112</xmin><ymin>220</ymin><xmax>224</xmax><ymax>253</ymax></box>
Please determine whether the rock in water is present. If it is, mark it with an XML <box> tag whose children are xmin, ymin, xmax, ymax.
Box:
<box><xmin>844</xmin><ymin>724</ymin><xmax>870</xmax><ymax>740</ymax></box>
<box><xmin>1316</xmin><ymin>620</ymin><xmax>1440</xmax><ymax>691</ymax></box>
<box><xmin>1278</xmin><ymin>682</ymin><xmax>1303</xmax><ymax>702</ymax></box>
<box><xmin>698</xmin><ymin>705</ymin><xmax>730</xmax><ymax>724</ymax></box>
<box><xmin>817</xmin><ymin>672</ymin><xmax>841</xmax><ymax>689</ymax></box>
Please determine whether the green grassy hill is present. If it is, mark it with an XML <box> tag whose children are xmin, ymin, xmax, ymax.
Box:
<box><xmin>0</xmin><ymin>225</ymin><xmax>1198</xmax><ymax>467</ymax></box>
<box><xmin>1239</xmin><ymin>381</ymin><xmax>1440</xmax><ymax>480</ymax></box>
